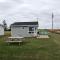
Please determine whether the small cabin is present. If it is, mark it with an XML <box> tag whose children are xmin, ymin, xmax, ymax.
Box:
<box><xmin>11</xmin><ymin>22</ymin><xmax>38</xmax><ymax>37</ymax></box>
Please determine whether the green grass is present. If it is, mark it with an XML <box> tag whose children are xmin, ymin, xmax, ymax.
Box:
<box><xmin>0</xmin><ymin>31</ymin><xmax>60</xmax><ymax>60</ymax></box>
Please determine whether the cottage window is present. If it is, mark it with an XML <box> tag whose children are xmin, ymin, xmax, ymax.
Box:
<box><xmin>29</xmin><ymin>27</ymin><xmax>34</xmax><ymax>33</ymax></box>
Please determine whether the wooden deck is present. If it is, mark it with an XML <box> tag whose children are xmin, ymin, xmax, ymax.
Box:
<box><xmin>37</xmin><ymin>35</ymin><xmax>49</xmax><ymax>38</ymax></box>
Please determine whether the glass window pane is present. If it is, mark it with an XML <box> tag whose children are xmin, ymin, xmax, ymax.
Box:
<box><xmin>29</xmin><ymin>27</ymin><xmax>34</xmax><ymax>31</ymax></box>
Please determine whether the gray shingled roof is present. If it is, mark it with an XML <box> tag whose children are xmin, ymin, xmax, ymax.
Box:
<box><xmin>11</xmin><ymin>22</ymin><xmax>38</xmax><ymax>26</ymax></box>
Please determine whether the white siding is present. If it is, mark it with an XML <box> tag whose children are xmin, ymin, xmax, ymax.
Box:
<box><xmin>0</xmin><ymin>26</ymin><xmax>4</xmax><ymax>35</ymax></box>
<box><xmin>11</xmin><ymin>26</ymin><xmax>38</xmax><ymax>37</ymax></box>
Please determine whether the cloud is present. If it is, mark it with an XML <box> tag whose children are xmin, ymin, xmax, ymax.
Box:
<box><xmin>0</xmin><ymin>0</ymin><xmax>7</xmax><ymax>2</ymax></box>
<box><xmin>0</xmin><ymin>0</ymin><xmax>60</xmax><ymax>29</ymax></box>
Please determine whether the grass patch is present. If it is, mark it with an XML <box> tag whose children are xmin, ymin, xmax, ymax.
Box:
<box><xmin>0</xmin><ymin>31</ymin><xmax>60</xmax><ymax>60</ymax></box>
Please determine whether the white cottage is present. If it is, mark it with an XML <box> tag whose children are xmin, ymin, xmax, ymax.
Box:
<box><xmin>11</xmin><ymin>22</ymin><xmax>38</xmax><ymax>37</ymax></box>
<box><xmin>0</xmin><ymin>24</ymin><xmax>4</xmax><ymax>35</ymax></box>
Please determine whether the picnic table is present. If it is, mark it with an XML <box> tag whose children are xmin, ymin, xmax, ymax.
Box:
<box><xmin>6</xmin><ymin>37</ymin><xmax>24</xmax><ymax>45</ymax></box>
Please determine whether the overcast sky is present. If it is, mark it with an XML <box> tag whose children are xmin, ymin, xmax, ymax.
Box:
<box><xmin>0</xmin><ymin>0</ymin><xmax>60</xmax><ymax>29</ymax></box>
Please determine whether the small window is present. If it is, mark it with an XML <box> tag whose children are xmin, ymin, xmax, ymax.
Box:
<box><xmin>29</xmin><ymin>27</ymin><xmax>34</xmax><ymax>34</ymax></box>
<box><xmin>29</xmin><ymin>27</ymin><xmax>34</xmax><ymax>31</ymax></box>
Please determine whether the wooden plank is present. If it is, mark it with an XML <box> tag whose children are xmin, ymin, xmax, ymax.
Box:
<box><xmin>6</xmin><ymin>41</ymin><xmax>22</xmax><ymax>43</ymax></box>
<box><xmin>8</xmin><ymin>37</ymin><xmax>24</xmax><ymax>39</ymax></box>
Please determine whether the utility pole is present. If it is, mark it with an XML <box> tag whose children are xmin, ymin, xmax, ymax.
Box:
<box><xmin>52</xmin><ymin>13</ymin><xmax>54</xmax><ymax>32</ymax></box>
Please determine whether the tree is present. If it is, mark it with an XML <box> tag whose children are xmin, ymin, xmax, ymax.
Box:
<box><xmin>3</xmin><ymin>20</ymin><xmax>7</xmax><ymax>31</ymax></box>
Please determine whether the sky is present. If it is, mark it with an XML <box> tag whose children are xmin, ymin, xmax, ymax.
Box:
<box><xmin>0</xmin><ymin>0</ymin><xmax>60</xmax><ymax>29</ymax></box>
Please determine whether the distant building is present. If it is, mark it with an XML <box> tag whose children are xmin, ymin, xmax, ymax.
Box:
<box><xmin>11</xmin><ymin>22</ymin><xmax>38</xmax><ymax>37</ymax></box>
<box><xmin>0</xmin><ymin>24</ymin><xmax>4</xmax><ymax>35</ymax></box>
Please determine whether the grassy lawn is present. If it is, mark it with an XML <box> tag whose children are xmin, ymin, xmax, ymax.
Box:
<box><xmin>0</xmin><ymin>31</ymin><xmax>60</xmax><ymax>60</ymax></box>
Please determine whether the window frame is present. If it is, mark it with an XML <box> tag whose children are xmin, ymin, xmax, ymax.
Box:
<box><xmin>29</xmin><ymin>27</ymin><xmax>34</xmax><ymax>34</ymax></box>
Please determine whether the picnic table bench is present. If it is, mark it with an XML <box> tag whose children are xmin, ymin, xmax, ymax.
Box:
<box><xmin>5</xmin><ymin>37</ymin><xmax>24</xmax><ymax>45</ymax></box>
